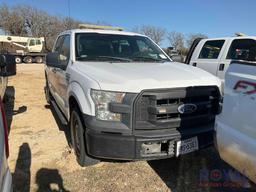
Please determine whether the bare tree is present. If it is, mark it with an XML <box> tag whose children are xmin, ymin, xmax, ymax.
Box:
<box><xmin>186</xmin><ymin>33</ymin><xmax>208</xmax><ymax>48</ymax></box>
<box><xmin>133</xmin><ymin>25</ymin><xmax>166</xmax><ymax>45</ymax></box>
<box><xmin>0</xmin><ymin>4</ymin><xmax>84</xmax><ymax>50</ymax></box>
<box><xmin>0</xmin><ymin>4</ymin><xmax>27</xmax><ymax>36</ymax></box>
<box><xmin>167</xmin><ymin>31</ymin><xmax>185</xmax><ymax>51</ymax></box>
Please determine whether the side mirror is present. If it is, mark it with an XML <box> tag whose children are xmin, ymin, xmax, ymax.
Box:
<box><xmin>170</xmin><ymin>55</ymin><xmax>184</xmax><ymax>63</ymax></box>
<box><xmin>46</xmin><ymin>52</ymin><xmax>66</xmax><ymax>70</ymax></box>
<box><xmin>0</xmin><ymin>54</ymin><xmax>16</xmax><ymax>77</ymax></box>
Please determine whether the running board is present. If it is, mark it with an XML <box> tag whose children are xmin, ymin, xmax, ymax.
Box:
<box><xmin>50</xmin><ymin>99</ymin><xmax>68</xmax><ymax>125</ymax></box>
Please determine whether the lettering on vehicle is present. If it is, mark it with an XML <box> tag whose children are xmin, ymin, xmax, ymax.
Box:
<box><xmin>234</xmin><ymin>80</ymin><xmax>256</xmax><ymax>95</ymax></box>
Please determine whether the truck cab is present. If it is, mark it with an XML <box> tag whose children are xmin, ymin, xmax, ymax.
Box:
<box><xmin>186</xmin><ymin>35</ymin><xmax>256</xmax><ymax>81</ymax></box>
<box><xmin>26</xmin><ymin>37</ymin><xmax>44</xmax><ymax>53</ymax></box>
<box><xmin>215</xmin><ymin>60</ymin><xmax>256</xmax><ymax>184</ymax></box>
<box><xmin>45</xmin><ymin>25</ymin><xmax>222</xmax><ymax>167</ymax></box>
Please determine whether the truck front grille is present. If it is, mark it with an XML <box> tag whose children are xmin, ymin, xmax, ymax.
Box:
<box><xmin>133</xmin><ymin>86</ymin><xmax>221</xmax><ymax>130</ymax></box>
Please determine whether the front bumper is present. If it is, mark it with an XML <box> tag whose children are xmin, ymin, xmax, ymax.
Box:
<box><xmin>84</xmin><ymin>115</ymin><xmax>214</xmax><ymax>160</ymax></box>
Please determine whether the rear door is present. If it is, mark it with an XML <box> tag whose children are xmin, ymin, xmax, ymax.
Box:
<box><xmin>188</xmin><ymin>39</ymin><xmax>226</xmax><ymax>76</ymax></box>
<box><xmin>217</xmin><ymin>38</ymin><xmax>256</xmax><ymax>79</ymax></box>
<box><xmin>215</xmin><ymin>61</ymin><xmax>256</xmax><ymax>183</ymax></box>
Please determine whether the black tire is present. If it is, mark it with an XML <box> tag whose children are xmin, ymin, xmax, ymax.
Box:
<box><xmin>15</xmin><ymin>56</ymin><xmax>22</xmax><ymax>64</ymax></box>
<box><xmin>44</xmin><ymin>84</ymin><xmax>51</xmax><ymax>104</ymax></box>
<box><xmin>23</xmin><ymin>56</ymin><xmax>33</xmax><ymax>63</ymax></box>
<box><xmin>70</xmin><ymin>107</ymin><xmax>99</xmax><ymax>167</ymax></box>
<box><xmin>35</xmin><ymin>56</ymin><xmax>43</xmax><ymax>63</ymax></box>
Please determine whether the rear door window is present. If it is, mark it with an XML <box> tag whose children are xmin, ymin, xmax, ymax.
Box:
<box><xmin>226</xmin><ymin>39</ymin><xmax>256</xmax><ymax>61</ymax></box>
<box><xmin>199</xmin><ymin>40</ymin><xmax>225</xmax><ymax>59</ymax></box>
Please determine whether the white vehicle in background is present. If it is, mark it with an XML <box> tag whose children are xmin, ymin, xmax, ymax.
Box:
<box><xmin>0</xmin><ymin>54</ymin><xmax>16</xmax><ymax>192</ymax></box>
<box><xmin>0</xmin><ymin>35</ymin><xmax>45</xmax><ymax>63</ymax></box>
<box><xmin>215</xmin><ymin>60</ymin><xmax>256</xmax><ymax>184</ymax></box>
<box><xmin>185</xmin><ymin>33</ymin><xmax>256</xmax><ymax>81</ymax></box>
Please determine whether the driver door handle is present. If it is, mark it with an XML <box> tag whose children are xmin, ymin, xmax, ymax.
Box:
<box><xmin>219</xmin><ymin>64</ymin><xmax>225</xmax><ymax>71</ymax></box>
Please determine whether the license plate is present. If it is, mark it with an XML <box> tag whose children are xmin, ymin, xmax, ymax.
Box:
<box><xmin>176</xmin><ymin>137</ymin><xmax>198</xmax><ymax>156</ymax></box>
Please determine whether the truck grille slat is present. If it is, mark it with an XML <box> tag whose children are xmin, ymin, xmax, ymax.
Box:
<box><xmin>134</xmin><ymin>86</ymin><xmax>221</xmax><ymax>131</ymax></box>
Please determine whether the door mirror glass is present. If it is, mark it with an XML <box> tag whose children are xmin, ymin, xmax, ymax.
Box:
<box><xmin>46</xmin><ymin>52</ymin><xmax>66</xmax><ymax>70</ymax></box>
<box><xmin>0</xmin><ymin>54</ymin><xmax>17</xmax><ymax>77</ymax></box>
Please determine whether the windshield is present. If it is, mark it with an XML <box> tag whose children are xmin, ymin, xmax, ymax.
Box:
<box><xmin>75</xmin><ymin>33</ymin><xmax>170</xmax><ymax>62</ymax></box>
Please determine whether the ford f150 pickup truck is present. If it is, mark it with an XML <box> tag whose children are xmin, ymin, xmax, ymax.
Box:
<box><xmin>215</xmin><ymin>60</ymin><xmax>256</xmax><ymax>184</ymax></box>
<box><xmin>185</xmin><ymin>34</ymin><xmax>256</xmax><ymax>81</ymax></box>
<box><xmin>45</xmin><ymin>25</ymin><xmax>222</xmax><ymax>166</ymax></box>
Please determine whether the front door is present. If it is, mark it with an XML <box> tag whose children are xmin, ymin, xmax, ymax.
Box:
<box><xmin>217</xmin><ymin>38</ymin><xmax>256</xmax><ymax>80</ymax></box>
<box><xmin>54</xmin><ymin>35</ymin><xmax>70</xmax><ymax>117</ymax></box>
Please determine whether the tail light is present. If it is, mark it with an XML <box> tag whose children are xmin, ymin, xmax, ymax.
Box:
<box><xmin>0</xmin><ymin>99</ymin><xmax>9</xmax><ymax>158</ymax></box>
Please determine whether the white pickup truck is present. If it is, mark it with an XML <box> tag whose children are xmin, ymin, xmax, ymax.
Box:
<box><xmin>215</xmin><ymin>60</ymin><xmax>256</xmax><ymax>184</ymax></box>
<box><xmin>44</xmin><ymin>25</ymin><xmax>222</xmax><ymax>166</ymax></box>
<box><xmin>185</xmin><ymin>35</ymin><xmax>256</xmax><ymax>81</ymax></box>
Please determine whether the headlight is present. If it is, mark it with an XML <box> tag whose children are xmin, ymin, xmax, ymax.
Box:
<box><xmin>91</xmin><ymin>89</ymin><xmax>126</xmax><ymax>121</ymax></box>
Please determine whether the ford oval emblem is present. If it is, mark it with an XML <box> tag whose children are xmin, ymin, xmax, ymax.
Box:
<box><xmin>178</xmin><ymin>104</ymin><xmax>197</xmax><ymax>114</ymax></box>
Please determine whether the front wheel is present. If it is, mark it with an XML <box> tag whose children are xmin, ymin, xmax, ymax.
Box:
<box><xmin>70</xmin><ymin>108</ymin><xmax>99</xmax><ymax>167</ymax></box>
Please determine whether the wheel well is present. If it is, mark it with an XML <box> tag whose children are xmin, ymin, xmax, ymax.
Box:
<box><xmin>69</xmin><ymin>96</ymin><xmax>80</xmax><ymax>113</ymax></box>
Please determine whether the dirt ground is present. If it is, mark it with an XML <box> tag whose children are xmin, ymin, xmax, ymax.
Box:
<box><xmin>4</xmin><ymin>64</ymin><xmax>256</xmax><ymax>192</ymax></box>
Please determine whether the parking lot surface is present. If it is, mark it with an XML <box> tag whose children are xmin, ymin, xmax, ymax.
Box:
<box><xmin>5</xmin><ymin>64</ymin><xmax>256</xmax><ymax>192</ymax></box>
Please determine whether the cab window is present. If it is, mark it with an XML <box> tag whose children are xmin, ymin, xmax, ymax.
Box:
<box><xmin>36</xmin><ymin>39</ymin><xmax>41</xmax><ymax>45</ymax></box>
<box><xmin>226</xmin><ymin>39</ymin><xmax>256</xmax><ymax>61</ymax></box>
<box><xmin>199</xmin><ymin>40</ymin><xmax>225</xmax><ymax>59</ymax></box>
<box><xmin>29</xmin><ymin>39</ymin><xmax>36</xmax><ymax>46</ymax></box>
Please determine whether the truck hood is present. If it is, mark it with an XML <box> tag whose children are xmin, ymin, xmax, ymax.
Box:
<box><xmin>75</xmin><ymin>61</ymin><xmax>221</xmax><ymax>93</ymax></box>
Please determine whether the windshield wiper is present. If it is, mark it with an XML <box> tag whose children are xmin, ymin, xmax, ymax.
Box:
<box><xmin>98</xmin><ymin>56</ymin><xmax>132</xmax><ymax>62</ymax></box>
<box><xmin>132</xmin><ymin>56</ymin><xmax>167</xmax><ymax>62</ymax></box>
<box><xmin>76</xmin><ymin>56</ymin><xmax>132</xmax><ymax>62</ymax></box>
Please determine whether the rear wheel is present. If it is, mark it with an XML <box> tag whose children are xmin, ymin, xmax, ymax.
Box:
<box><xmin>15</xmin><ymin>56</ymin><xmax>22</xmax><ymax>64</ymax></box>
<box><xmin>23</xmin><ymin>56</ymin><xmax>33</xmax><ymax>63</ymax></box>
<box><xmin>35</xmin><ymin>56</ymin><xmax>43</xmax><ymax>63</ymax></box>
<box><xmin>70</xmin><ymin>107</ymin><xmax>99</xmax><ymax>167</ymax></box>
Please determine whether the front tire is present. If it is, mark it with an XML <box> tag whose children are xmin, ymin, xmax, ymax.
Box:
<box><xmin>70</xmin><ymin>107</ymin><xmax>99</xmax><ymax>167</ymax></box>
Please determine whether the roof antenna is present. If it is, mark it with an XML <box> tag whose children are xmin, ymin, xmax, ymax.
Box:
<box><xmin>235</xmin><ymin>32</ymin><xmax>247</xmax><ymax>37</ymax></box>
<box><xmin>68</xmin><ymin>0</ymin><xmax>71</xmax><ymax>30</ymax></box>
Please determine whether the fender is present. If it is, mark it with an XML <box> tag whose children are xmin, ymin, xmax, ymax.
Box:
<box><xmin>67</xmin><ymin>81</ymin><xmax>96</xmax><ymax>119</ymax></box>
